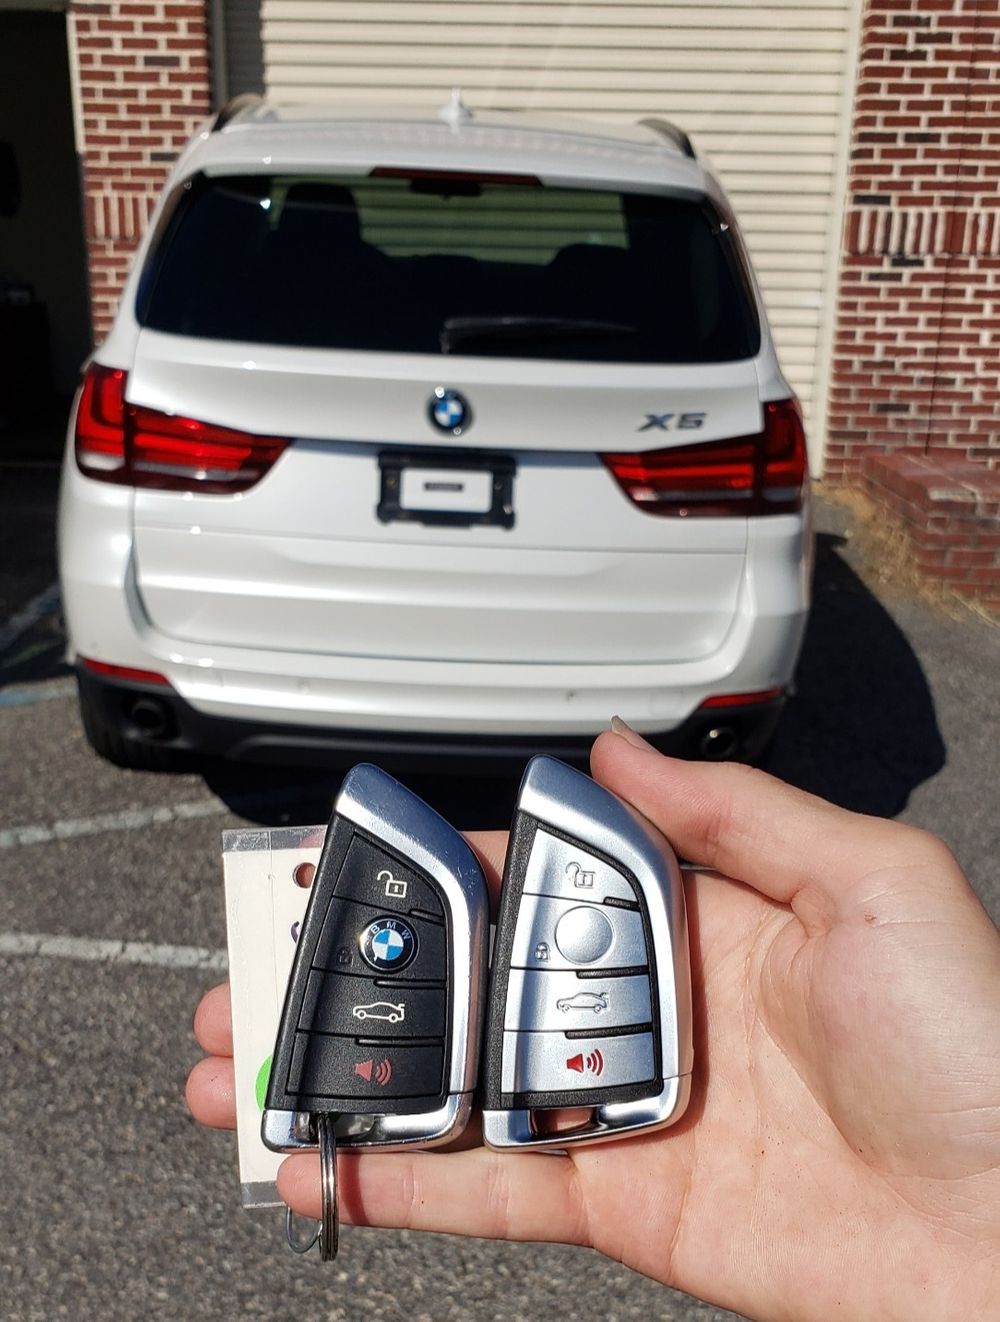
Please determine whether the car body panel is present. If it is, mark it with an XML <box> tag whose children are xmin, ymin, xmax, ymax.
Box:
<box><xmin>126</xmin><ymin>327</ymin><xmax>759</xmax><ymax>664</ymax></box>
<box><xmin>127</xmin><ymin>329</ymin><xmax>763</xmax><ymax>455</ymax></box>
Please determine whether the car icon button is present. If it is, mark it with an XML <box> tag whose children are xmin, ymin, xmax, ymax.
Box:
<box><xmin>297</xmin><ymin>971</ymin><xmax>447</xmax><ymax>1039</ymax></box>
<box><xmin>502</xmin><ymin>969</ymin><xmax>652</xmax><ymax>1032</ymax></box>
<box><xmin>352</xmin><ymin>1000</ymin><xmax>406</xmax><ymax>1024</ymax></box>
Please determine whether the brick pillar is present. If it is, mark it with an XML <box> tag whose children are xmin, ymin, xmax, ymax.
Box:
<box><xmin>71</xmin><ymin>0</ymin><xmax>213</xmax><ymax>339</ymax></box>
<box><xmin>825</xmin><ymin>0</ymin><xmax>1000</xmax><ymax>484</ymax></box>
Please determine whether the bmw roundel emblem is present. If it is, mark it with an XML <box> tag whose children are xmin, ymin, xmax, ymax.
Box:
<box><xmin>429</xmin><ymin>387</ymin><xmax>471</xmax><ymax>436</ymax></box>
<box><xmin>359</xmin><ymin>916</ymin><xmax>418</xmax><ymax>972</ymax></box>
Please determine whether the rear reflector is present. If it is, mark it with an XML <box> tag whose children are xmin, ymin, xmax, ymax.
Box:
<box><xmin>699</xmin><ymin>687</ymin><xmax>784</xmax><ymax>709</ymax></box>
<box><xmin>602</xmin><ymin>398</ymin><xmax>807</xmax><ymax>517</ymax></box>
<box><xmin>79</xmin><ymin>656</ymin><xmax>171</xmax><ymax>686</ymax></box>
<box><xmin>74</xmin><ymin>363</ymin><xmax>290</xmax><ymax>493</ymax></box>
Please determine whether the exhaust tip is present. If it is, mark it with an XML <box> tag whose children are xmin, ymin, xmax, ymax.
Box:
<box><xmin>127</xmin><ymin>696</ymin><xmax>175</xmax><ymax>741</ymax></box>
<box><xmin>699</xmin><ymin>725</ymin><xmax>739</xmax><ymax>761</ymax></box>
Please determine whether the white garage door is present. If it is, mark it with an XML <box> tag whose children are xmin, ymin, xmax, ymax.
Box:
<box><xmin>256</xmin><ymin>0</ymin><xmax>861</xmax><ymax>470</ymax></box>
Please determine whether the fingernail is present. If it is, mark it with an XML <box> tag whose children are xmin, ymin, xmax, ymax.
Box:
<box><xmin>609</xmin><ymin>715</ymin><xmax>654</xmax><ymax>750</ymax></box>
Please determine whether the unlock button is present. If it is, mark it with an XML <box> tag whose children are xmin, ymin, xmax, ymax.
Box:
<box><xmin>336</xmin><ymin>835</ymin><xmax>444</xmax><ymax>917</ymax></box>
<box><xmin>523</xmin><ymin>831</ymin><xmax>638</xmax><ymax>905</ymax></box>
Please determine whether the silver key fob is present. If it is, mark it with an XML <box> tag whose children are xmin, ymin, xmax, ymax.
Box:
<box><xmin>481</xmin><ymin>756</ymin><xmax>693</xmax><ymax>1149</ymax></box>
<box><xmin>262</xmin><ymin>763</ymin><xmax>489</xmax><ymax>1153</ymax></box>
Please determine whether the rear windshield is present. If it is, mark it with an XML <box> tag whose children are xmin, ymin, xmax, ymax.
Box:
<box><xmin>137</xmin><ymin>172</ymin><xmax>760</xmax><ymax>363</ymax></box>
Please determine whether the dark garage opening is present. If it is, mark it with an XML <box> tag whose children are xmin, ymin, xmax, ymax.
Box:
<box><xmin>0</xmin><ymin>7</ymin><xmax>91</xmax><ymax>458</ymax></box>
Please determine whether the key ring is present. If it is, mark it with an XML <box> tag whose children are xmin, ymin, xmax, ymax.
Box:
<box><xmin>283</xmin><ymin>1114</ymin><xmax>339</xmax><ymax>1260</ymax></box>
<box><xmin>285</xmin><ymin>1208</ymin><xmax>320</xmax><ymax>1255</ymax></box>
<box><xmin>318</xmin><ymin>1113</ymin><xmax>339</xmax><ymax>1260</ymax></box>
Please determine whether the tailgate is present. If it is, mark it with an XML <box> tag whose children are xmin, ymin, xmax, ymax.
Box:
<box><xmin>129</xmin><ymin>334</ymin><xmax>756</xmax><ymax>665</ymax></box>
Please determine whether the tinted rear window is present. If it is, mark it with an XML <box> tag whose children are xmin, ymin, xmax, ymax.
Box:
<box><xmin>138</xmin><ymin>173</ymin><xmax>759</xmax><ymax>363</ymax></box>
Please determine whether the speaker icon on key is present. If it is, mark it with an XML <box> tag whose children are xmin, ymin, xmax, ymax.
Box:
<box><xmin>566</xmin><ymin>1049</ymin><xmax>604</xmax><ymax>1077</ymax></box>
<box><xmin>354</xmin><ymin>1058</ymin><xmax>393</xmax><ymax>1087</ymax></box>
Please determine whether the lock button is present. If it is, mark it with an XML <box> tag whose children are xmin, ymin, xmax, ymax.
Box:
<box><xmin>335</xmin><ymin>835</ymin><xmax>444</xmax><ymax>918</ymax></box>
<box><xmin>510</xmin><ymin>893</ymin><xmax>648</xmax><ymax>972</ymax></box>
<box><xmin>313</xmin><ymin>896</ymin><xmax>447</xmax><ymax>982</ymax></box>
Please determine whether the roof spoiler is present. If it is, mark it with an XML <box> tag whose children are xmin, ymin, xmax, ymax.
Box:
<box><xmin>637</xmin><ymin>118</ymin><xmax>696</xmax><ymax>160</ymax></box>
<box><xmin>211</xmin><ymin>93</ymin><xmax>265</xmax><ymax>133</ymax></box>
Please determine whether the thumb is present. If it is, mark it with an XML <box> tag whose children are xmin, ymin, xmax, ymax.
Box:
<box><xmin>590</xmin><ymin>726</ymin><xmax>965</xmax><ymax>918</ymax></box>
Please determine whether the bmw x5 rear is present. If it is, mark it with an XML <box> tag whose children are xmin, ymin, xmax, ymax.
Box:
<box><xmin>58</xmin><ymin>102</ymin><xmax>811</xmax><ymax>771</ymax></box>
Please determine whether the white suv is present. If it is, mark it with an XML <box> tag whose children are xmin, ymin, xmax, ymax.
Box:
<box><xmin>58</xmin><ymin>96</ymin><xmax>811</xmax><ymax>771</ymax></box>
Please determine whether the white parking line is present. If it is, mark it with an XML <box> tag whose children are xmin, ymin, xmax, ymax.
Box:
<box><xmin>0</xmin><ymin>783</ymin><xmax>319</xmax><ymax>849</ymax></box>
<box><xmin>0</xmin><ymin>581</ymin><xmax>61</xmax><ymax>656</ymax></box>
<box><xmin>0</xmin><ymin>930</ymin><xmax>227</xmax><ymax>971</ymax></box>
<box><xmin>0</xmin><ymin>797</ymin><xmax>229</xmax><ymax>849</ymax></box>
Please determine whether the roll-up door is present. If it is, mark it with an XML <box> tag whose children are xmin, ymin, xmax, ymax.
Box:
<box><xmin>254</xmin><ymin>0</ymin><xmax>861</xmax><ymax>470</ymax></box>
<box><xmin>220</xmin><ymin>0</ymin><xmax>265</xmax><ymax>96</ymax></box>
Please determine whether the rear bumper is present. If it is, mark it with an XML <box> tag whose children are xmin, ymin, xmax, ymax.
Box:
<box><xmin>60</xmin><ymin>456</ymin><xmax>809</xmax><ymax>765</ymax></box>
<box><xmin>76</xmin><ymin>666</ymin><xmax>785</xmax><ymax>770</ymax></box>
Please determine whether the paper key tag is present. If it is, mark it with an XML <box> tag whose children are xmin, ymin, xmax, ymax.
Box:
<box><xmin>222</xmin><ymin>823</ymin><xmax>326</xmax><ymax>1209</ymax></box>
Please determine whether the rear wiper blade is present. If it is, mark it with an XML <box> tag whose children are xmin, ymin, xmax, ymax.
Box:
<box><xmin>440</xmin><ymin>316</ymin><xmax>637</xmax><ymax>353</ymax></box>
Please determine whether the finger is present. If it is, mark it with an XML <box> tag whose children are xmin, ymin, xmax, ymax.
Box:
<box><xmin>185</xmin><ymin>1055</ymin><xmax>237</xmax><ymax>1130</ymax></box>
<box><xmin>277</xmin><ymin>1146</ymin><xmax>592</xmax><ymax>1247</ymax></box>
<box><xmin>589</xmin><ymin>728</ymin><xmax>956</xmax><ymax>913</ymax></box>
<box><xmin>463</xmin><ymin>829</ymin><xmax>508</xmax><ymax>908</ymax></box>
<box><xmin>193</xmin><ymin>982</ymin><xmax>233</xmax><ymax>1057</ymax></box>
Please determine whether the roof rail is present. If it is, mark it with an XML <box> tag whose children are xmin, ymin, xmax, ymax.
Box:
<box><xmin>211</xmin><ymin>93</ymin><xmax>264</xmax><ymax>133</ymax></box>
<box><xmin>637</xmin><ymin>118</ymin><xmax>696</xmax><ymax>160</ymax></box>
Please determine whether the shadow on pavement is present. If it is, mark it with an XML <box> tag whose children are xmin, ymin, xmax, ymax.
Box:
<box><xmin>200</xmin><ymin>759</ymin><xmax>521</xmax><ymax>832</ymax></box>
<box><xmin>766</xmin><ymin>531</ymin><xmax>945</xmax><ymax>817</ymax></box>
<box><xmin>201</xmin><ymin>531</ymin><xmax>945</xmax><ymax>830</ymax></box>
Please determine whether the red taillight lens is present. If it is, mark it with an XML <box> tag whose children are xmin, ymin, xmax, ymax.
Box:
<box><xmin>75</xmin><ymin>364</ymin><xmax>128</xmax><ymax>478</ymax></box>
<box><xmin>127</xmin><ymin>406</ymin><xmax>289</xmax><ymax>494</ymax></box>
<box><xmin>759</xmin><ymin>399</ymin><xmax>809</xmax><ymax>513</ymax></box>
<box><xmin>602</xmin><ymin>398</ymin><xmax>808</xmax><ymax>517</ymax></box>
<box><xmin>74</xmin><ymin>363</ymin><xmax>290</xmax><ymax>494</ymax></box>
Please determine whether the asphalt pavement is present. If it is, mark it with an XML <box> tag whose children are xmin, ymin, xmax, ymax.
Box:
<box><xmin>1</xmin><ymin>457</ymin><xmax>997</xmax><ymax>1322</ymax></box>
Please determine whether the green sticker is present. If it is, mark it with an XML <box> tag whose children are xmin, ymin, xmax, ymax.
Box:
<box><xmin>255</xmin><ymin>1054</ymin><xmax>272</xmax><ymax>1112</ymax></box>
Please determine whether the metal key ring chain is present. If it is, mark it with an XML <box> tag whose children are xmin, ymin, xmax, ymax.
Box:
<box><xmin>284</xmin><ymin>1114</ymin><xmax>339</xmax><ymax>1260</ymax></box>
<box><xmin>318</xmin><ymin>1114</ymin><xmax>339</xmax><ymax>1260</ymax></box>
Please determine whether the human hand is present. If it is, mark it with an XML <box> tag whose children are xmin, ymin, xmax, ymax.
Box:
<box><xmin>187</xmin><ymin>729</ymin><xmax>1000</xmax><ymax>1321</ymax></box>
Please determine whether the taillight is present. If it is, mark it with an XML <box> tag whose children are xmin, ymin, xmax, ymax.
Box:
<box><xmin>74</xmin><ymin>363</ymin><xmax>290</xmax><ymax>494</ymax></box>
<box><xmin>602</xmin><ymin>398</ymin><xmax>808</xmax><ymax>517</ymax></box>
<box><xmin>127</xmin><ymin>405</ymin><xmax>289</xmax><ymax>494</ymax></box>
<box><xmin>75</xmin><ymin>364</ymin><xmax>128</xmax><ymax>478</ymax></box>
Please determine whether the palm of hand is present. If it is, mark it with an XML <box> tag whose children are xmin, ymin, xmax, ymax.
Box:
<box><xmin>191</xmin><ymin>738</ymin><xmax>1000</xmax><ymax>1322</ymax></box>
<box><xmin>562</xmin><ymin>856</ymin><xmax>1000</xmax><ymax>1320</ymax></box>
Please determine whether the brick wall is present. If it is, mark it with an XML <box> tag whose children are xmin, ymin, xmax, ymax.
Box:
<box><xmin>71</xmin><ymin>0</ymin><xmax>213</xmax><ymax>338</ymax></box>
<box><xmin>863</xmin><ymin>450</ymin><xmax>1000</xmax><ymax>611</ymax></box>
<box><xmin>826</xmin><ymin>0</ymin><xmax>1000</xmax><ymax>484</ymax></box>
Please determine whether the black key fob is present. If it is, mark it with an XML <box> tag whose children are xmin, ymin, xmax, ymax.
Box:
<box><xmin>262</xmin><ymin>763</ymin><xmax>489</xmax><ymax>1152</ymax></box>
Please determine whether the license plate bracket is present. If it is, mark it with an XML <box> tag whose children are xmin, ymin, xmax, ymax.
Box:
<box><xmin>378</xmin><ymin>450</ymin><xmax>516</xmax><ymax>529</ymax></box>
